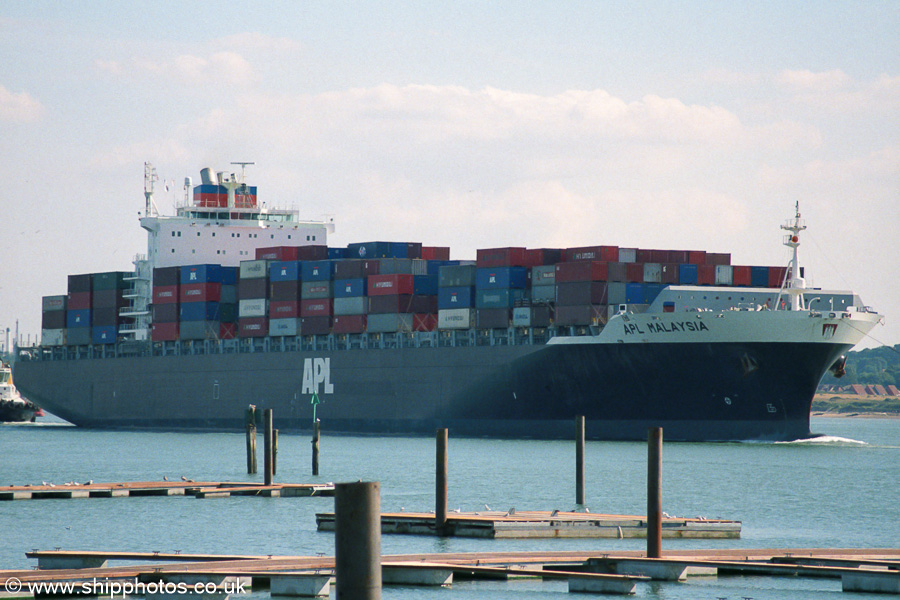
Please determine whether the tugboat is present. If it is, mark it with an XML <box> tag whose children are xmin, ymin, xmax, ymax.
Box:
<box><xmin>0</xmin><ymin>360</ymin><xmax>40</xmax><ymax>422</ymax></box>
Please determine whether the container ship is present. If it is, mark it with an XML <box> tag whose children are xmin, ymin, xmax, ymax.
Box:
<box><xmin>13</xmin><ymin>163</ymin><xmax>883</xmax><ymax>441</ymax></box>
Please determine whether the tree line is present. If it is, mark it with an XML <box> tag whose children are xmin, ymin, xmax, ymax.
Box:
<box><xmin>820</xmin><ymin>344</ymin><xmax>900</xmax><ymax>388</ymax></box>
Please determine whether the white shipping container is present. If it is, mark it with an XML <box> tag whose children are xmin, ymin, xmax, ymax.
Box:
<box><xmin>618</xmin><ymin>248</ymin><xmax>637</xmax><ymax>263</ymax></box>
<box><xmin>715</xmin><ymin>265</ymin><xmax>733</xmax><ymax>285</ymax></box>
<box><xmin>438</xmin><ymin>308</ymin><xmax>475</xmax><ymax>330</ymax></box>
<box><xmin>333</xmin><ymin>296</ymin><xmax>367</xmax><ymax>316</ymax></box>
<box><xmin>643</xmin><ymin>263</ymin><xmax>662</xmax><ymax>283</ymax></box>
<box><xmin>269</xmin><ymin>318</ymin><xmax>301</xmax><ymax>337</ymax></box>
<box><xmin>239</xmin><ymin>298</ymin><xmax>268</xmax><ymax>318</ymax></box>
<box><xmin>42</xmin><ymin>295</ymin><xmax>67</xmax><ymax>312</ymax></box>
<box><xmin>239</xmin><ymin>259</ymin><xmax>269</xmax><ymax>280</ymax></box>
<box><xmin>512</xmin><ymin>307</ymin><xmax>531</xmax><ymax>327</ymax></box>
<box><xmin>531</xmin><ymin>265</ymin><xmax>556</xmax><ymax>286</ymax></box>
<box><xmin>42</xmin><ymin>328</ymin><xmax>66</xmax><ymax>346</ymax></box>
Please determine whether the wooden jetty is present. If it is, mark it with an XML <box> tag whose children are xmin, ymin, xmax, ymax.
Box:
<box><xmin>2</xmin><ymin>548</ymin><xmax>899</xmax><ymax>596</ymax></box>
<box><xmin>0</xmin><ymin>481</ymin><xmax>334</xmax><ymax>501</ymax></box>
<box><xmin>316</xmin><ymin>509</ymin><xmax>741</xmax><ymax>539</ymax></box>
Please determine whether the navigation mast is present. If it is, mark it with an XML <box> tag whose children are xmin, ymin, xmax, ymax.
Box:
<box><xmin>780</xmin><ymin>201</ymin><xmax>807</xmax><ymax>311</ymax></box>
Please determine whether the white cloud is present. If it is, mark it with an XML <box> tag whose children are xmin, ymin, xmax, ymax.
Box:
<box><xmin>776</xmin><ymin>69</ymin><xmax>851</xmax><ymax>92</ymax></box>
<box><xmin>0</xmin><ymin>85</ymin><xmax>44</xmax><ymax>122</ymax></box>
<box><xmin>96</xmin><ymin>52</ymin><xmax>255</xmax><ymax>86</ymax></box>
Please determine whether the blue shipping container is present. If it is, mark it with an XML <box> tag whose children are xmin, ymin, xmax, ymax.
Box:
<box><xmin>475</xmin><ymin>288</ymin><xmax>528</xmax><ymax>309</ymax></box>
<box><xmin>180</xmin><ymin>301</ymin><xmax>220</xmax><ymax>321</ymax></box>
<box><xmin>92</xmin><ymin>325</ymin><xmax>117</xmax><ymax>345</ymax></box>
<box><xmin>181</xmin><ymin>264</ymin><xmax>222</xmax><ymax>285</ymax></box>
<box><xmin>270</xmin><ymin>261</ymin><xmax>302</xmax><ymax>282</ymax></box>
<box><xmin>414</xmin><ymin>275</ymin><xmax>438</xmax><ymax>296</ymax></box>
<box><xmin>222</xmin><ymin>267</ymin><xmax>239</xmax><ymax>286</ymax></box>
<box><xmin>475</xmin><ymin>267</ymin><xmax>529</xmax><ymax>290</ymax></box>
<box><xmin>625</xmin><ymin>283</ymin><xmax>645</xmax><ymax>304</ymax></box>
<box><xmin>438</xmin><ymin>286</ymin><xmax>476</xmax><ymax>309</ymax></box>
<box><xmin>346</xmin><ymin>241</ymin><xmax>392</xmax><ymax>259</ymax></box>
<box><xmin>302</xmin><ymin>260</ymin><xmax>334</xmax><ymax>282</ymax></box>
<box><xmin>644</xmin><ymin>283</ymin><xmax>665</xmax><ymax>305</ymax></box>
<box><xmin>678</xmin><ymin>264</ymin><xmax>698</xmax><ymax>285</ymax></box>
<box><xmin>328</xmin><ymin>248</ymin><xmax>347</xmax><ymax>260</ymax></box>
<box><xmin>66</xmin><ymin>309</ymin><xmax>91</xmax><ymax>328</ymax></box>
<box><xmin>391</xmin><ymin>242</ymin><xmax>410</xmax><ymax>259</ymax></box>
<box><xmin>750</xmin><ymin>266</ymin><xmax>770</xmax><ymax>287</ymax></box>
<box><xmin>334</xmin><ymin>278</ymin><xmax>367</xmax><ymax>298</ymax></box>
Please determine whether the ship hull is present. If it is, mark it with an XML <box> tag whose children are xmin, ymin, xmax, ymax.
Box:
<box><xmin>14</xmin><ymin>337</ymin><xmax>850</xmax><ymax>441</ymax></box>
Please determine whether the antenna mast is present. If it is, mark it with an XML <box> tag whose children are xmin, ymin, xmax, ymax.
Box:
<box><xmin>144</xmin><ymin>162</ymin><xmax>159</xmax><ymax>217</ymax></box>
<box><xmin>780</xmin><ymin>201</ymin><xmax>807</xmax><ymax>311</ymax></box>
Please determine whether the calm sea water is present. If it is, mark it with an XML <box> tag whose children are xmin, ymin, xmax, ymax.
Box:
<box><xmin>1</xmin><ymin>416</ymin><xmax>898</xmax><ymax>599</ymax></box>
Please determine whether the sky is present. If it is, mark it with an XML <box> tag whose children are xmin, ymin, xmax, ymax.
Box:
<box><xmin>0</xmin><ymin>1</ymin><xmax>897</xmax><ymax>349</ymax></box>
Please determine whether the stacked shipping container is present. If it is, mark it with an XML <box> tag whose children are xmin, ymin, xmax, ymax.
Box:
<box><xmin>50</xmin><ymin>241</ymin><xmax>794</xmax><ymax>346</ymax></box>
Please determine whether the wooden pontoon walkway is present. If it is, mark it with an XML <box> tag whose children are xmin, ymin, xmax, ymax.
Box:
<box><xmin>0</xmin><ymin>481</ymin><xmax>334</xmax><ymax>500</ymax></box>
<box><xmin>317</xmin><ymin>508</ymin><xmax>741</xmax><ymax>538</ymax></box>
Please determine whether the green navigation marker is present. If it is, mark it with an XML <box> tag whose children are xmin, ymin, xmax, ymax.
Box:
<box><xmin>311</xmin><ymin>391</ymin><xmax>321</xmax><ymax>422</ymax></box>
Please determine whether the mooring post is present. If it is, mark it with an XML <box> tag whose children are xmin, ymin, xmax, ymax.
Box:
<box><xmin>273</xmin><ymin>429</ymin><xmax>278</xmax><ymax>476</ymax></box>
<box><xmin>312</xmin><ymin>419</ymin><xmax>320</xmax><ymax>476</ymax></box>
<box><xmin>576</xmin><ymin>415</ymin><xmax>585</xmax><ymax>506</ymax></box>
<box><xmin>335</xmin><ymin>481</ymin><xmax>381</xmax><ymax>599</ymax></box>
<box><xmin>245</xmin><ymin>405</ymin><xmax>257</xmax><ymax>475</ymax></box>
<box><xmin>435</xmin><ymin>428</ymin><xmax>448</xmax><ymax>536</ymax></box>
<box><xmin>264</xmin><ymin>408</ymin><xmax>274</xmax><ymax>486</ymax></box>
<box><xmin>647</xmin><ymin>426</ymin><xmax>663</xmax><ymax>558</ymax></box>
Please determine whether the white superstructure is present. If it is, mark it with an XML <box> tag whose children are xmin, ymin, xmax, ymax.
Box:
<box><xmin>120</xmin><ymin>162</ymin><xmax>335</xmax><ymax>341</ymax></box>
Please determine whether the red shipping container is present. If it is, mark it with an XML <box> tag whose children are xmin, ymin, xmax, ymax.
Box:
<box><xmin>67</xmin><ymin>291</ymin><xmax>92</xmax><ymax>310</ymax></box>
<box><xmin>607</xmin><ymin>262</ymin><xmax>627</xmax><ymax>282</ymax></box>
<box><xmin>413</xmin><ymin>313</ymin><xmax>437</xmax><ymax>332</ymax></box>
<box><xmin>769</xmin><ymin>266</ymin><xmax>789</xmax><ymax>288</ymax></box>
<box><xmin>238</xmin><ymin>317</ymin><xmax>268</xmax><ymax>337</ymax></box>
<box><xmin>636</xmin><ymin>249</ymin><xmax>653</xmax><ymax>263</ymax></box>
<box><xmin>152</xmin><ymin>285</ymin><xmax>179</xmax><ymax>304</ymax></box>
<box><xmin>660</xmin><ymin>263</ymin><xmax>679</xmax><ymax>284</ymax></box>
<box><xmin>301</xmin><ymin>316</ymin><xmax>331</xmax><ymax>335</ymax></box>
<box><xmin>151</xmin><ymin>322</ymin><xmax>179</xmax><ymax>341</ymax></box>
<box><xmin>697</xmin><ymin>264</ymin><xmax>716</xmax><ymax>285</ymax></box>
<box><xmin>180</xmin><ymin>283</ymin><xmax>221</xmax><ymax>303</ymax></box>
<box><xmin>301</xmin><ymin>298</ymin><xmax>333</xmax><ymax>317</ymax></box>
<box><xmin>688</xmin><ymin>250</ymin><xmax>707</xmax><ymax>265</ymax></box>
<box><xmin>705</xmin><ymin>253</ymin><xmax>731</xmax><ymax>266</ymax></box>
<box><xmin>256</xmin><ymin>246</ymin><xmax>299</xmax><ymax>261</ymax></box>
<box><xmin>269</xmin><ymin>300</ymin><xmax>300</xmax><ymax>318</ymax></box>
<box><xmin>650</xmin><ymin>249</ymin><xmax>669</xmax><ymax>263</ymax></box>
<box><xmin>625</xmin><ymin>263</ymin><xmax>644</xmax><ymax>283</ymax></box>
<box><xmin>476</xmin><ymin>247</ymin><xmax>527</xmax><ymax>267</ymax></box>
<box><xmin>363</xmin><ymin>260</ymin><xmax>381</xmax><ymax>276</ymax></box>
<box><xmin>368</xmin><ymin>274</ymin><xmax>414</xmax><ymax>296</ymax></box>
<box><xmin>333</xmin><ymin>314</ymin><xmax>367</xmax><ymax>334</ymax></box>
<box><xmin>524</xmin><ymin>248</ymin><xmax>563</xmax><ymax>267</ymax></box>
<box><xmin>296</xmin><ymin>245</ymin><xmax>329</xmax><ymax>261</ymax></box>
<box><xmin>555</xmin><ymin>261</ymin><xmax>608</xmax><ymax>283</ymax></box>
<box><xmin>564</xmin><ymin>246</ymin><xmax>618</xmax><ymax>262</ymax></box>
<box><xmin>421</xmin><ymin>246</ymin><xmax>451</xmax><ymax>261</ymax></box>
<box><xmin>219</xmin><ymin>322</ymin><xmax>237</xmax><ymax>340</ymax></box>
<box><xmin>667</xmin><ymin>250</ymin><xmax>689</xmax><ymax>264</ymax></box>
<box><xmin>732</xmin><ymin>266</ymin><xmax>751</xmax><ymax>286</ymax></box>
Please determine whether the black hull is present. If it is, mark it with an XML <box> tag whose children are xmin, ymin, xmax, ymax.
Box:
<box><xmin>0</xmin><ymin>403</ymin><xmax>36</xmax><ymax>423</ymax></box>
<box><xmin>14</xmin><ymin>340</ymin><xmax>849</xmax><ymax>441</ymax></box>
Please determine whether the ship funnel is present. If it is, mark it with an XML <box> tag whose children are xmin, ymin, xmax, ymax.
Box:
<box><xmin>217</xmin><ymin>172</ymin><xmax>226</xmax><ymax>185</ymax></box>
<box><xmin>199</xmin><ymin>168</ymin><xmax>217</xmax><ymax>186</ymax></box>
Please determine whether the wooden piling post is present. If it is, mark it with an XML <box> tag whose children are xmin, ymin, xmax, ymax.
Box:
<box><xmin>647</xmin><ymin>426</ymin><xmax>663</xmax><ymax>558</ymax></box>
<box><xmin>245</xmin><ymin>405</ymin><xmax>257</xmax><ymax>475</ymax></box>
<box><xmin>575</xmin><ymin>415</ymin><xmax>585</xmax><ymax>506</ymax></box>
<box><xmin>312</xmin><ymin>420</ymin><xmax>320</xmax><ymax>476</ymax></box>
<box><xmin>435</xmin><ymin>428</ymin><xmax>448</xmax><ymax>536</ymax></box>
<box><xmin>335</xmin><ymin>481</ymin><xmax>381</xmax><ymax>599</ymax></box>
<box><xmin>264</xmin><ymin>408</ymin><xmax>274</xmax><ymax>486</ymax></box>
<box><xmin>273</xmin><ymin>429</ymin><xmax>278</xmax><ymax>476</ymax></box>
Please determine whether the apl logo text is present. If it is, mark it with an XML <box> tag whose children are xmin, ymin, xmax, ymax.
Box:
<box><xmin>302</xmin><ymin>358</ymin><xmax>334</xmax><ymax>394</ymax></box>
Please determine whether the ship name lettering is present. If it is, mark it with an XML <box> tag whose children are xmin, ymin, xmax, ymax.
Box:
<box><xmin>302</xmin><ymin>357</ymin><xmax>334</xmax><ymax>395</ymax></box>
